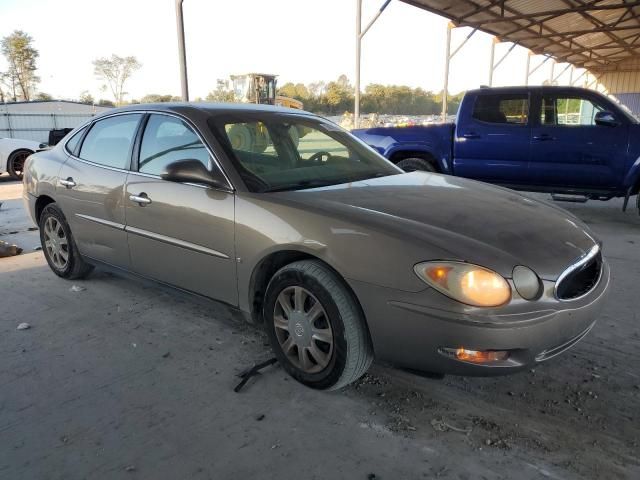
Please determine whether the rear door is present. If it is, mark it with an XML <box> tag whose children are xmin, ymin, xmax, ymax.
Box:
<box><xmin>124</xmin><ymin>113</ymin><xmax>237</xmax><ymax>305</ymax></box>
<box><xmin>453</xmin><ymin>92</ymin><xmax>531</xmax><ymax>184</ymax></box>
<box><xmin>57</xmin><ymin>113</ymin><xmax>142</xmax><ymax>268</ymax></box>
<box><xmin>529</xmin><ymin>91</ymin><xmax>628</xmax><ymax>190</ymax></box>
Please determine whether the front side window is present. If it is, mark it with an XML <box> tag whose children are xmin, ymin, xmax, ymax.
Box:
<box><xmin>541</xmin><ymin>96</ymin><xmax>604</xmax><ymax>126</ymax></box>
<box><xmin>211</xmin><ymin>115</ymin><xmax>400</xmax><ymax>192</ymax></box>
<box><xmin>138</xmin><ymin>114</ymin><xmax>210</xmax><ymax>175</ymax></box>
<box><xmin>79</xmin><ymin>114</ymin><xmax>142</xmax><ymax>169</ymax></box>
<box><xmin>473</xmin><ymin>94</ymin><xmax>529</xmax><ymax>125</ymax></box>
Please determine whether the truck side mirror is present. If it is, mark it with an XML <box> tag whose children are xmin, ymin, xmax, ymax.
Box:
<box><xmin>594</xmin><ymin>111</ymin><xmax>619</xmax><ymax>127</ymax></box>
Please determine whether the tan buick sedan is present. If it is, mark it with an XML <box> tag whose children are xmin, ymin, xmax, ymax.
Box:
<box><xmin>23</xmin><ymin>104</ymin><xmax>609</xmax><ymax>390</ymax></box>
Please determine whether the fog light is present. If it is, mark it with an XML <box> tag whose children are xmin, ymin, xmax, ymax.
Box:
<box><xmin>440</xmin><ymin>347</ymin><xmax>509</xmax><ymax>363</ymax></box>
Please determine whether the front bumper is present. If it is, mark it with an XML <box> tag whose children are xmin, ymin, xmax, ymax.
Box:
<box><xmin>348</xmin><ymin>259</ymin><xmax>610</xmax><ymax>376</ymax></box>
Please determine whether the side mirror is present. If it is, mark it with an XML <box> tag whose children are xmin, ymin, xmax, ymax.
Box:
<box><xmin>161</xmin><ymin>159</ymin><xmax>229</xmax><ymax>190</ymax></box>
<box><xmin>594</xmin><ymin>111</ymin><xmax>619</xmax><ymax>127</ymax></box>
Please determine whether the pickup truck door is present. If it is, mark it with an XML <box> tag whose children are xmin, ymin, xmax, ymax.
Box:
<box><xmin>529</xmin><ymin>92</ymin><xmax>628</xmax><ymax>190</ymax></box>
<box><xmin>453</xmin><ymin>92</ymin><xmax>531</xmax><ymax>184</ymax></box>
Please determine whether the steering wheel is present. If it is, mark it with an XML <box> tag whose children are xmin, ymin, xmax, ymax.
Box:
<box><xmin>307</xmin><ymin>151</ymin><xmax>333</xmax><ymax>164</ymax></box>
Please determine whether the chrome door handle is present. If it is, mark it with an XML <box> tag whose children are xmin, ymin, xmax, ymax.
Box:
<box><xmin>59</xmin><ymin>177</ymin><xmax>76</xmax><ymax>188</ymax></box>
<box><xmin>129</xmin><ymin>193</ymin><xmax>152</xmax><ymax>206</ymax></box>
<box><xmin>533</xmin><ymin>134</ymin><xmax>554</xmax><ymax>141</ymax></box>
<box><xmin>462</xmin><ymin>132</ymin><xmax>480</xmax><ymax>139</ymax></box>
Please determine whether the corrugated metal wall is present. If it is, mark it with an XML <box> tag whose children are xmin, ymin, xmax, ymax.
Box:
<box><xmin>597</xmin><ymin>58</ymin><xmax>640</xmax><ymax>94</ymax></box>
<box><xmin>0</xmin><ymin>101</ymin><xmax>111</xmax><ymax>142</ymax></box>
<box><xmin>613</xmin><ymin>93</ymin><xmax>640</xmax><ymax>118</ymax></box>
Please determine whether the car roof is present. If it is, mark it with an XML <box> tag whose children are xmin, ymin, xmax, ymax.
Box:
<box><xmin>466</xmin><ymin>85</ymin><xmax>598</xmax><ymax>96</ymax></box>
<box><xmin>96</xmin><ymin>102</ymin><xmax>318</xmax><ymax>119</ymax></box>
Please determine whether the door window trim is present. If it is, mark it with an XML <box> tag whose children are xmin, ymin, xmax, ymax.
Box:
<box><xmin>538</xmin><ymin>94</ymin><xmax>609</xmax><ymax>128</ymax></box>
<box><xmin>132</xmin><ymin>111</ymin><xmax>234</xmax><ymax>192</ymax></box>
<box><xmin>64</xmin><ymin>110</ymin><xmax>235</xmax><ymax>192</ymax></box>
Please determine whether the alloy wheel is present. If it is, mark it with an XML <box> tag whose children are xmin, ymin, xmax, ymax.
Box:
<box><xmin>43</xmin><ymin>216</ymin><xmax>69</xmax><ymax>270</ymax></box>
<box><xmin>273</xmin><ymin>286</ymin><xmax>334</xmax><ymax>374</ymax></box>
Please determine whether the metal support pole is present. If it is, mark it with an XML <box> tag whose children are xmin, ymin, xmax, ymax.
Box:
<box><xmin>526</xmin><ymin>54</ymin><xmax>551</xmax><ymax>85</ymax></box>
<box><xmin>549</xmin><ymin>60</ymin><xmax>555</xmax><ymax>85</ymax></box>
<box><xmin>354</xmin><ymin>0</ymin><xmax>391</xmax><ymax>128</ymax></box>
<box><xmin>571</xmin><ymin>68</ymin><xmax>587</xmax><ymax>86</ymax></box>
<box><xmin>441</xmin><ymin>25</ymin><xmax>475</xmax><ymax>120</ymax></box>
<box><xmin>569</xmin><ymin>66</ymin><xmax>574</xmax><ymax>85</ymax></box>
<box><xmin>175</xmin><ymin>0</ymin><xmax>189</xmax><ymax>101</ymax></box>
<box><xmin>490</xmin><ymin>41</ymin><xmax>516</xmax><ymax>86</ymax></box>
<box><xmin>488</xmin><ymin>37</ymin><xmax>496</xmax><ymax>86</ymax></box>
<box><xmin>355</xmin><ymin>0</ymin><xmax>362</xmax><ymax>128</ymax></box>
<box><xmin>442</xmin><ymin>22</ymin><xmax>453</xmax><ymax>121</ymax></box>
<box><xmin>525</xmin><ymin>52</ymin><xmax>531</xmax><ymax>86</ymax></box>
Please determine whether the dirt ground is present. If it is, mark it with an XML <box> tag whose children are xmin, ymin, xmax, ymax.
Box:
<box><xmin>1</xmin><ymin>175</ymin><xmax>639</xmax><ymax>480</ymax></box>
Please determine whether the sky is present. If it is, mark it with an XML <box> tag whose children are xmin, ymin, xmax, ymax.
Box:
<box><xmin>0</xmin><ymin>0</ymin><xmax>587</xmax><ymax>103</ymax></box>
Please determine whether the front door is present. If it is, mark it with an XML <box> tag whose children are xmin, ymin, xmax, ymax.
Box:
<box><xmin>57</xmin><ymin>113</ymin><xmax>143</xmax><ymax>268</ymax></box>
<box><xmin>124</xmin><ymin>113</ymin><xmax>237</xmax><ymax>306</ymax></box>
<box><xmin>529</xmin><ymin>92</ymin><xmax>628</xmax><ymax>190</ymax></box>
<box><xmin>453</xmin><ymin>92</ymin><xmax>531</xmax><ymax>184</ymax></box>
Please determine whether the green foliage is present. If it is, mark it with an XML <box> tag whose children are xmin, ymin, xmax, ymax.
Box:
<box><xmin>140</xmin><ymin>93</ymin><xmax>181</xmax><ymax>103</ymax></box>
<box><xmin>205</xmin><ymin>79</ymin><xmax>236</xmax><ymax>102</ymax></box>
<box><xmin>1</xmin><ymin>30</ymin><xmax>40</xmax><ymax>101</ymax></box>
<box><xmin>79</xmin><ymin>91</ymin><xmax>95</xmax><ymax>105</ymax></box>
<box><xmin>35</xmin><ymin>92</ymin><xmax>52</xmax><ymax>101</ymax></box>
<box><xmin>276</xmin><ymin>75</ymin><xmax>463</xmax><ymax>115</ymax></box>
<box><xmin>97</xmin><ymin>99</ymin><xmax>115</xmax><ymax>107</ymax></box>
<box><xmin>92</xmin><ymin>54</ymin><xmax>141</xmax><ymax>106</ymax></box>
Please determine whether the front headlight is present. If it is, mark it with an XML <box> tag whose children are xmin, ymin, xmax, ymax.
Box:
<box><xmin>414</xmin><ymin>261</ymin><xmax>511</xmax><ymax>307</ymax></box>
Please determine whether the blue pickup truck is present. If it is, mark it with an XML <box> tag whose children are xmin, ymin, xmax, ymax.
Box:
<box><xmin>353</xmin><ymin>86</ymin><xmax>640</xmax><ymax>211</ymax></box>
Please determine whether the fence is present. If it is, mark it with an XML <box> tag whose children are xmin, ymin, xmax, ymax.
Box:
<box><xmin>0</xmin><ymin>112</ymin><xmax>97</xmax><ymax>143</ymax></box>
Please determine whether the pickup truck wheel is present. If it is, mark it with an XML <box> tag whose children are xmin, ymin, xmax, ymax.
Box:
<box><xmin>396</xmin><ymin>157</ymin><xmax>436</xmax><ymax>173</ymax></box>
<box><xmin>263</xmin><ymin>260</ymin><xmax>373</xmax><ymax>390</ymax></box>
<box><xmin>7</xmin><ymin>149</ymin><xmax>32</xmax><ymax>180</ymax></box>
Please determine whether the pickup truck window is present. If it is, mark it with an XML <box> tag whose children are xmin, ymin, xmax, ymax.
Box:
<box><xmin>541</xmin><ymin>96</ymin><xmax>604</xmax><ymax>126</ymax></box>
<box><xmin>472</xmin><ymin>94</ymin><xmax>529</xmax><ymax>125</ymax></box>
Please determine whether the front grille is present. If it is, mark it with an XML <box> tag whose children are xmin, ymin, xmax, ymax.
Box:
<box><xmin>556</xmin><ymin>247</ymin><xmax>602</xmax><ymax>300</ymax></box>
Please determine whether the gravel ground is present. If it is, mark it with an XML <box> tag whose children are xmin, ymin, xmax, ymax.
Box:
<box><xmin>1</xmin><ymin>175</ymin><xmax>639</xmax><ymax>479</ymax></box>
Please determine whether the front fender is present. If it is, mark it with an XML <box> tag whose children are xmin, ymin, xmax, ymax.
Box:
<box><xmin>622</xmin><ymin>155</ymin><xmax>640</xmax><ymax>192</ymax></box>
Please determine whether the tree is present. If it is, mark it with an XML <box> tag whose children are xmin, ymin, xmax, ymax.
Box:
<box><xmin>140</xmin><ymin>93</ymin><xmax>180</xmax><ymax>103</ymax></box>
<box><xmin>97</xmin><ymin>99</ymin><xmax>115</xmax><ymax>107</ymax></box>
<box><xmin>79</xmin><ymin>91</ymin><xmax>94</xmax><ymax>105</ymax></box>
<box><xmin>1</xmin><ymin>30</ymin><xmax>39</xmax><ymax>101</ymax></box>
<box><xmin>35</xmin><ymin>92</ymin><xmax>52</xmax><ymax>101</ymax></box>
<box><xmin>205</xmin><ymin>79</ymin><xmax>235</xmax><ymax>102</ymax></box>
<box><xmin>92</xmin><ymin>55</ymin><xmax>141</xmax><ymax>106</ymax></box>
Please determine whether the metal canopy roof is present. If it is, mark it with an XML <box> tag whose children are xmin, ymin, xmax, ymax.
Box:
<box><xmin>401</xmin><ymin>0</ymin><xmax>640</xmax><ymax>71</ymax></box>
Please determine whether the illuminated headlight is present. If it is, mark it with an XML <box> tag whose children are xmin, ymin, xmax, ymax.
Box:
<box><xmin>512</xmin><ymin>266</ymin><xmax>542</xmax><ymax>300</ymax></box>
<box><xmin>414</xmin><ymin>261</ymin><xmax>511</xmax><ymax>307</ymax></box>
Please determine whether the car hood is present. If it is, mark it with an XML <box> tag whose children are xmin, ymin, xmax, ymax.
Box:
<box><xmin>277</xmin><ymin>172</ymin><xmax>599</xmax><ymax>280</ymax></box>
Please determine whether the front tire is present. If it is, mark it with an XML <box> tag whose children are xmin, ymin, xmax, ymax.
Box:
<box><xmin>39</xmin><ymin>203</ymin><xmax>93</xmax><ymax>279</ymax></box>
<box><xmin>7</xmin><ymin>149</ymin><xmax>32</xmax><ymax>180</ymax></box>
<box><xmin>396</xmin><ymin>157</ymin><xmax>436</xmax><ymax>173</ymax></box>
<box><xmin>264</xmin><ymin>260</ymin><xmax>373</xmax><ymax>390</ymax></box>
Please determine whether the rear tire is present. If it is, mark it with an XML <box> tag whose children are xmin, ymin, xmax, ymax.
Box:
<box><xmin>7</xmin><ymin>149</ymin><xmax>32</xmax><ymax>180</ymax></box>
<box><xmin>264</xmin><ymin>260</ymin><xmax>373</xmax><ymax>390</ymax></box>
<box><xmin>396</xmin><ymin>157</ymin><xmax>436</xmax><ymax>173</ymax></box>
<box><xmin>39</xmin><ymin>203</ymin><xmax>93</xmax><ymax>279</ymax></box>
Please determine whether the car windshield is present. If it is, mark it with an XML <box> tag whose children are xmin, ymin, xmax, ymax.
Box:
<box><xmin>209</xmin><ymin>114</ymin><xmax>401</xmax><ymax>192</ymax></box>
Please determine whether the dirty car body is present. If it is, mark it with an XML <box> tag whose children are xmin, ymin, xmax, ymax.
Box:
<box><xmin>23</xmin><ymin>103</ymin><xmax>609</xmax><ymax>389</ymax></box>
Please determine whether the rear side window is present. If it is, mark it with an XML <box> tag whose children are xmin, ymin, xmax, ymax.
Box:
<box><xmin>79</xmin><ymin>114</ymin><xmax>142</xmax><ymax>169</ymax></box>
<box><xmin>472</xmin><ymin>94</ymin><xmax>529</xmax><ymax>125</ymax></box>
<box><xmin>65</xmin><ymin>127</ymin><xmax>87</xmax><ymax>156</ymax></box>
<box><xmin>138</xmin><ymin>114</ymin><xmax>210</xmax><ymax>175</ymax></box>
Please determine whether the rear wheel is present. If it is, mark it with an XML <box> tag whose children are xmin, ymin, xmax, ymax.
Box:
<box><xmin>39</xmin><ymin>203</ymin><xmax>93</xmax><ymax>279</ymax></box>
<box><xmin>264</xmin><ymin>260</ymin><xmax>373</xmax><ymax>390</ymax></box>
<box><xmin>396</xmin><ymin>157</ymin><xmax>436</xmax><ymax>173</ymax></box>
<box><xmin>7</xmin><ymin>149</ymin><xmax>32</xmax><ymax>180</ymax></box>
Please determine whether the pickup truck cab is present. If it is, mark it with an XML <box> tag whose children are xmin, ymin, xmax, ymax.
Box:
<box><xmin>353</xmin><ymin>86</ymin><xmax>640</xmax><ymax>210</ymax></box>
